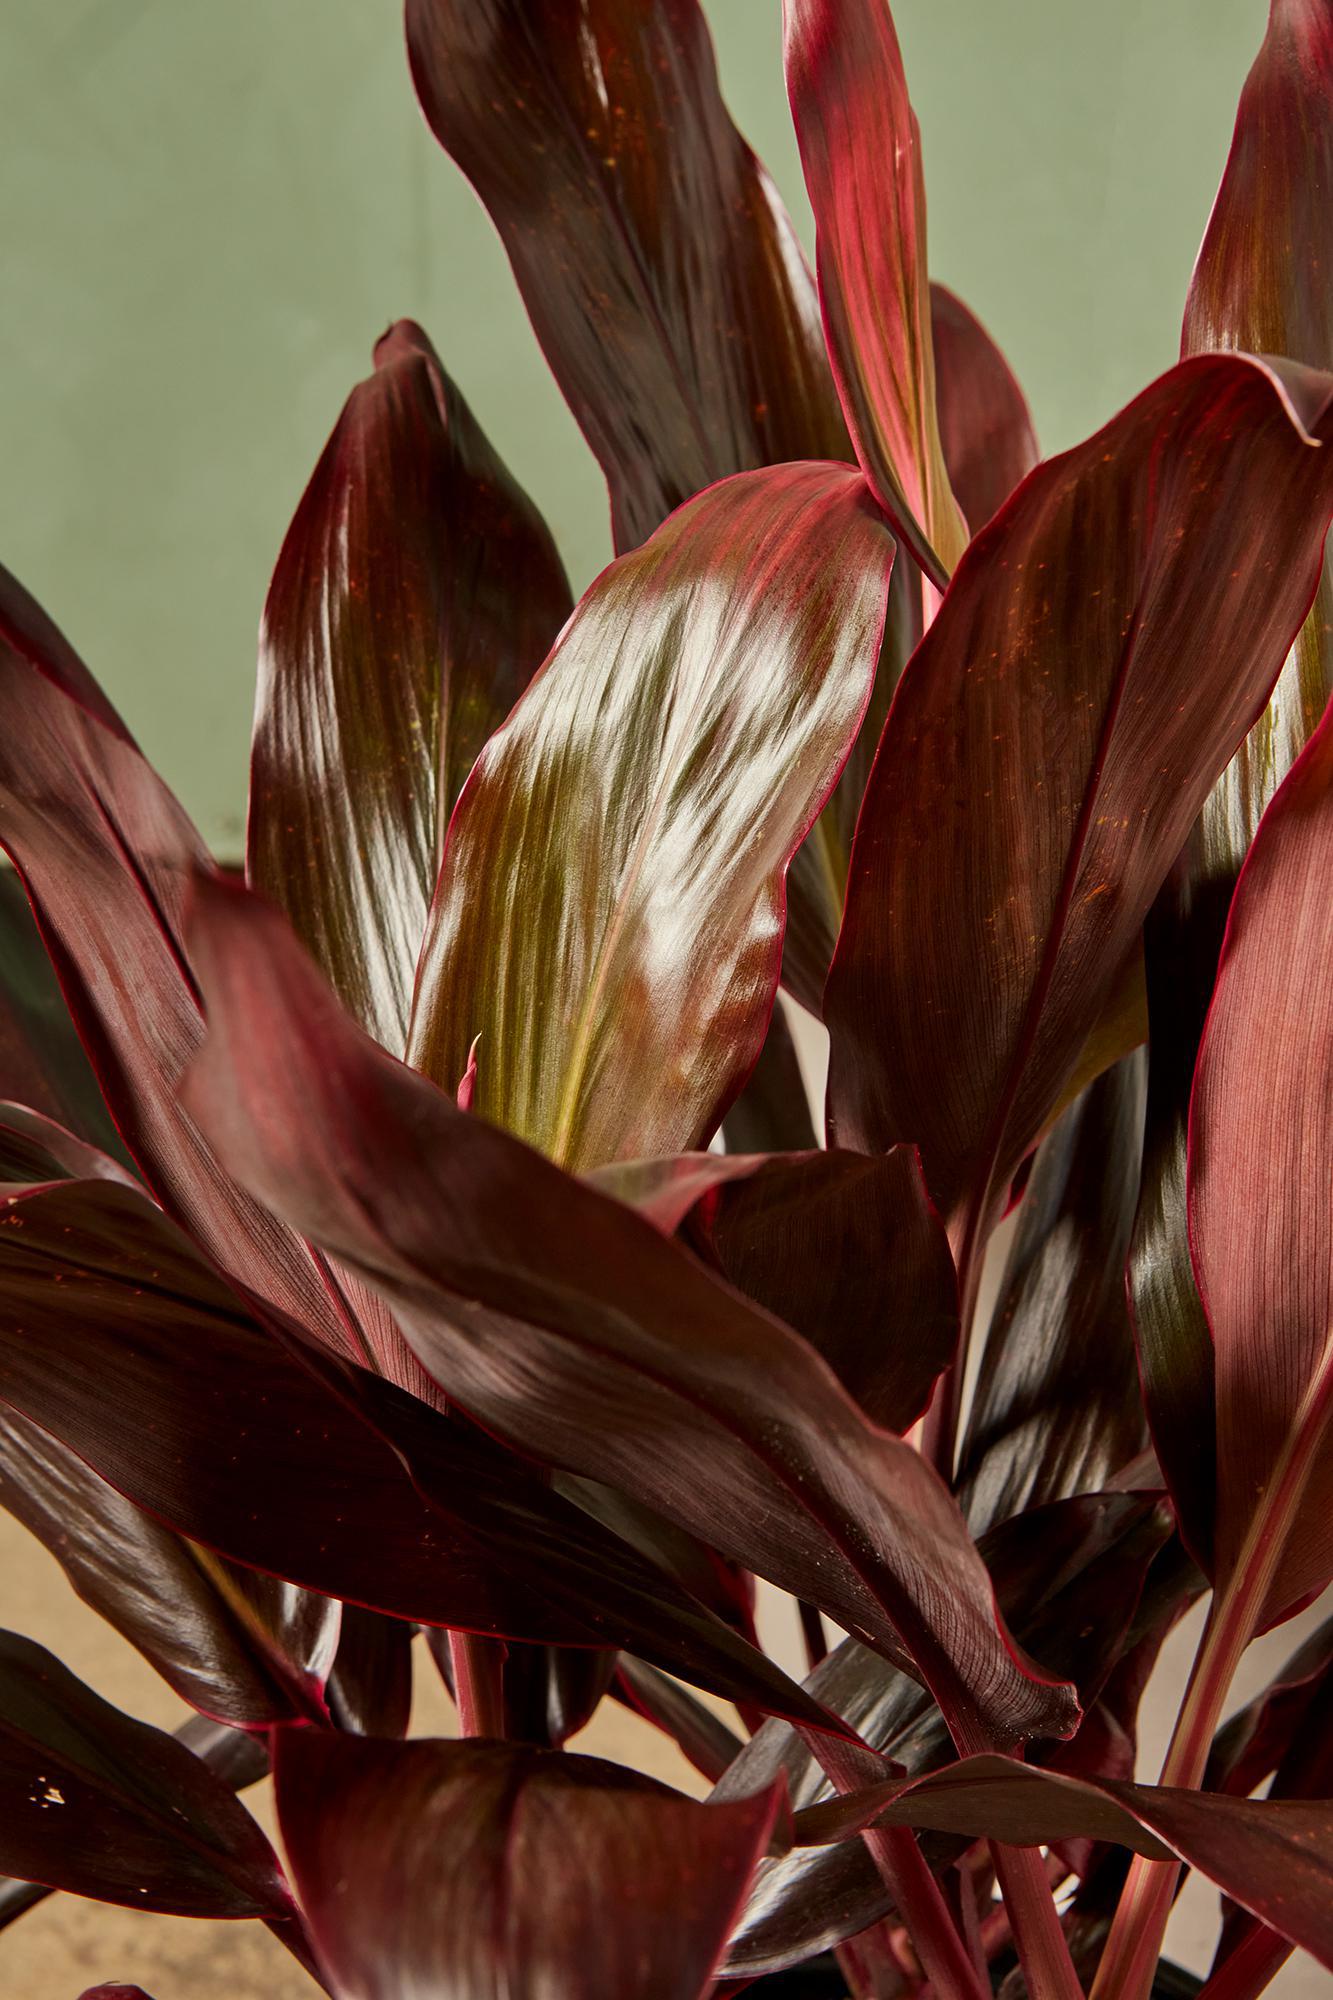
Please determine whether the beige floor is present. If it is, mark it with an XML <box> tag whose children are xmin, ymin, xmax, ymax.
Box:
<box><xmin>4</xmin><ymin>1510</ymin><xmax>1331</xmax><ymax>1997</ymax></box>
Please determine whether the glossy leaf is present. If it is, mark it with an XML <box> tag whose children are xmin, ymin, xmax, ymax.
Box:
<box><xmin>250</xmin><ymin>318</ymin><xmax>570</xmax><ymax>1053</ymax></box>
<box><xmin>957</xmin><ymin>1054</ymin><xmax>1148</xmax><ymax>1531</ymax></box>
<box><xmin>826</xmin><ymin>353</ymin><xmax>1333</xmax><ymax>1275</ymax></box>
<box><xmin>797</xmin><ymin>1756</ymin><xmax>1333</xmax><ymax>1971</ymax></box>
<box><xmin>0</xmin><ymin>1629</ymin><xmax>289</xmax><ymax>1919</ymax></box>
<box><xmin>0</xmin><ymin>1102</ymin><xmax>136</xmax><ymax>1190</ymax></box>
<box><xmin>0</xmin><ymin>581</ymin><xmax>367</xmax><ymax>1364</ymax></box>
<box><xmin>1188</xmin><ymin>706</ymin><xmax>1333</xmax><ymax>1625</ymax></box>
<box><xmin>0</xmin><ymin>869</ymin><xmax>128</xmax><ymax>1163</ymax></box>
<box><xmin>408</xmin><ymin>463</ymin><xmax>894</xmax><ymax>1172</ymax></box>
<box><xmin>930</xmin><ymin>282</ymin><xmax>1040</xmax><ymax>538</ymax></box>
<box><xmin>782</xmin><ymin>557</ymin><xmax>922</xmax><ymax>1016</ymax></box>
<box><xmin>183</xmin><ymin>875</ymin><xmax>1079</xmax><ymax>1754</ymax></box>
<box><xmin>718</xmin><ymin>1494</ymin><xmax>1171</xmax><ymax>1976</ymax></box>
<box><xmin>615</xmin><ymin>1658</ymin><xmax>745</xmax><ymax>1784</ymax></box>
<box><xmin>406</xmin><ymin>0</ymin><xmax>848</xmax><ymax>553</ymax></box>
<box><xmin>325</xmin><ymin>1607</ymin><xmax>413</xmax><ymax>1740</ymax></box>
<box><xmin>682</xmin><ymin>1146</ymin><xmax>958</xmax><ymax>1433</ymax></box>
<box><xmin>1205</xmin><ymin>1615</ymin><xmax>1333</xmax><ymax>1798</ymax></box>
<box><xmin>0</xmin><ymin>1176</ymin><xmax>836</xmax><ymax>1732</ymax></box>
<box><xmin>721</xmin><ymin>1003</ymin><xmax>818</xmax><ymax>1156</ymax></box>
<box><xmin>784</xmin><ymin>0</ymin><xmax>966</xmax><ymax>583</ymax></box>
<box><xmin>0</xmin><ymin>1403</ymin><xmax>336</xmax><ymax>1727</ymax></box>
<box><xmin>277</xmin><ymin>1732</ymin><xmax>780</xmax><ymax>2000</ymax></box>
<box><xmin>1135</xmin><ymin>0</ymin><xmax>1333</xmax><ymax>1571</ymax></box>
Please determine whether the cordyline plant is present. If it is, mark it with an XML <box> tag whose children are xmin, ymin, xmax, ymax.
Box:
<box><xmin>3</xmin><ymin>3</ymin><xmax>1333</xmax><ymax>1998</ymax></box>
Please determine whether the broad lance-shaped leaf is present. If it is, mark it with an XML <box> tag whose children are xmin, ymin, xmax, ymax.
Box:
<box><xmin>408</xmin><ymin>464</ymin><xmax>894</xmax><ymax>1172</ymax></box>
<box><xmin>250</xmin><ymin>319</ymin><xmax>570</xmax><ymax>1053</ymax></box>
<box><xmin>826</xmin><ymin>353</ymin><xmax>1333</xmax><ymax>1280</ymax></box>
<box><xmin>717</xmin><ymin>1493</ymin><xmax>1171</xmax><ymax>1976</ymax></box>
<box><xmin>930</xmin><ymin>283</ymin><xmax>1040</xmax><ymax>538</ymax></box>
<box><xmin>406</xmin><ymin>0</ymin><xmax>848</xmax><ymax>554</ymax></box>
<box><xmin>0</xmin><ymin>869</ymin><xmax>129</xmax><ymax>1165</ymax></box>
<box><xmin>956</xmin><ymin>1054</ymin><xmax>1148</xmax><ymax>1532</ymax></box>
<box><xmin>1205</xmin><ymin>1614</ymin><xmax>1333</xmax><ymax>1800</ymax></box>
<box><xmin>1135</xmin><ymin>0</ymin><xmax>1333</xmax><ymax>1571</ymax></box>
<box><xmin>0</xmin><ymin>1177</ymin><xmax>831</xmax><ymax>1734</ymax></box>
<box><xmin>184</xmin><ymin>876</ymin><xmax>1078</xmax><ymax>1754</ymax></box>
<box><xmin>795</xmin><ymin>1757</ymin><xmax>1333</xmax><ymax>1973</ymax></box>
<box><xmin>590</xmin><ymin>1144</ymin><xmax>957</xmax><ymax>1433</ymax></box>
<box><xmin>276</xmin><ymin>1733</ymin><xmax>781</xmax><ymax>2000</ymax></box>
<box><xmin>780</xmin><ymin>290</ymin><xmax>1038</xmax><ymax>1012</ymax></box>
<box><xmin>0</xmin><ymin>567</ymin><xmax>384</xmax><ymax>1373</ymax></box>
<box><xmin>784</xmin><ymin>0</ymin><xmax>967</xmax><ymax>585</ymax></box>
<box><xmin>0</xmin><ymin>1629</ymin><xmax>289</xmax><ymax>1920</ymax></box>
<box><xmin>0</xmin><ymin>1713</ymin><xmax>270</xmax><ymax>1940</ymax></box>
<box><xmin>0</xmin><ymin>1404</ymin><xmax>337</xmax><ymax>1728</ymax></box>
<box><xmin>1189</xmin><ymin>705</ymin><xmax>1333</xmax><ymax>1627</ymax></box>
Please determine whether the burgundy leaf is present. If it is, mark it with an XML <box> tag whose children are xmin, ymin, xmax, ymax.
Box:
<box><xmin>930</xmin><ymin>282</ymin><xmax>1040</xmax><ymax>538</ymax></box>
<box><xmin>1189</xmin><ymin>708</ymin><xmax>1333</xmax><ymax>1626</ymax></box>
<box><xmin>784</xmin><ymin>0</ymin><xmax>966</xmax><ymax>583</ymax></box>
<box><xmin>405</xmin><ymin>0</ymin><xmax>848</xmax><ymax>554</ymax></box>
<box><xmin>0</xmin><ymin>581</ymin><xmax>368</xmax><ymax>1366</ymax></box>
<box><xmin>277</xmin><ymin>1733</ymin><xmax>781</xmax><ymax>2000</ymax></box>
<box><xmin>250</xmin><ymin>319</ymin><xmax>570</xmax><ymax>1053</ymax></box>
<box><xmin>407</xmin><ymin>463</ymin><xmax>894</xmax><ymax>1172</ymax></box>
<box><xmin>0</xmin><ymin>1178</ymin><xmax>829</xmax><ymax>1732</ymax></box>
<box><xmin>682</xmin><ymin>1146</ymin><xmax>959</xmax><ymax>1433</ymax></box>
<box><xmin>1135</xmin><ymin>0</ymin><xmax>1333</xmax><ymax>1575</ymax></box>
<box><xmin>718</xmin><ymin>1493</ymin><xmax>1170</xmax><ymax>1977</ymax></box>
<box><xmin>1205</xmin><ymin>1615</ymin><xmax>1333</xmax><ymax>1800</ymax></box>
<box><xmin>957</xmin><ymin>1055</ymin><xmax>1148</xmax><ymax>1531</ymax></box>
<box><xmin>826</xmin><ymin>354</ymin><xmax>1333</xmax><ymax>1288</ymax></box>
<box><xmin>0</xmin><ymin>1402</ymin><xmax>336</xmax><ymax>1727</ymax></box>
<box><xmin>0</xmin><ymin>1102</ymin><xmax>137</xmax><ymax>1190</ymax></box>
<box><xmin>782</xmin><ymin>556</ymin><xmax>923</xmax><ymax>1017</ymax></box>
<box><xmin>0</xmin><ymin>1629</ymin><xmax>289</xmax><ymax>1920</ymax></box>
<box><xmin>324</xmin><ymin>1607</ymin><xmax>413</xmax><ymax>1740</ymax></box>
<box><xmin>797</xmin><ymin>1756</ymin><xmax>1333</xmax><ymax>1971</ymax></box>
<box><xmin>0</xmin><ymin>869</ymin><xmax>128</xmax><ymax>1164</ymax></box>
<box><xmin>80</xmin><ymin>1989</ymin><xmax>156</xmax><ymax>1999</ymax></box>
<box><xmin>183</xmin><ymin>875</ymin><xmax>1079</xmax><ymax>1754</ymax></box>
<box><xmin>721</xmin><ymin>1004</ymin><xmax>818</xmax><ymax>1156</ymax></box>
<box><xmin>615</xmin><ymin>1658</ymin><xmax>745</xmax><ymax>1784</ymax></box>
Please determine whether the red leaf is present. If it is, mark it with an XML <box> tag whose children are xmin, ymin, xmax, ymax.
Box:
<box><xmin>405</xmin><ymin>0</ymin><xmax>848</xmax><ymax>553</ymax></box>
<box><xmin>957</xmin><ymin>1056</ymin><xmax>1148</xmax><ymax>1531</ymax></box>
<box><xmin>0</xmin><ymin>1177</ymin><xmax>828</xmax><ymax>1732</ymax></box>
<box><xmin>796</xmin><ymin>1755</ymin><xmax>1333</xmax><ymax>1972</ymax></box>
<box><xmin>931</xmin><ymin>282</ymin><xmax>1039</xmax><ymax>537</ymax></box>
<box><xmin>407</xmin><ymin>463</ymin><xmax>894</xmax><ymax>1172</ymax></box>
<box><xmin>0</xmin><ymin>1102</ymin><xmax>137</xmax><ymax>1191</ymax></box>
<box><xmin>183</xmin><ymin>875</ymin><xmax>1079</xmax><ymax>1755</ymax></box>
<box><xmin>276</xmin><ymin>1733</ymin><xmax>781</xmax><ymax>2000</ymax></box>
<box><xmin>1189</xmin><ymin>709</ymin><xmax>1333</xmax><ymax>1627</ymax></box>
<box><xmin>0</xmin><ymin>581</ymin><xmax>372</xmax><ymax>1365</ymax></box>
<box><xmin>784</xmin><ymin>0</ymin><xmax>966</xmax><ymax>583</ymax></box>
<box><xmin>250</xmin><ymin>319</ymin><xmax>570</xmax><ymax>1054</ymax></box>
<box><xmin>0</xmin><ymin>870</ymin><xmax>129</xmax><ymax>1165</ymax></box>
<box><xmin>684</xmin><ymin>1147</ymin><xmax>958</xmax><ymax>1434</ymax></box>
<box><xmin>0</xmin><ymin>1403</ymin><xmax>336</xmax><ymax>1727</ymax></box>
<box><xmin>826</xmin><ymin>354</ymin><xmax>1333</xmax><ymax>1284</ymax></box>
<box><xmin>0</xmin><ymin>1629</ymin><xmax>289</xmax><ymax>1920</ymax></box>
<box><xmin>1135</xmin><ymin>0</ymin><xmax>1333</xmax><ymax>1577</ymax></box>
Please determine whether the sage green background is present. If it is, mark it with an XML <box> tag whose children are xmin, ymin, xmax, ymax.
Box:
<box><xmin>6</xmin><ymin>0</ymin><xmax>1264</xmax><ymax>850</ymax></box>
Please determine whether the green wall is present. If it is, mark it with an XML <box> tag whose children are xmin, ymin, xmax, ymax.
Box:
<box><xmin>5</xmin><ymin>1</ymin><xmax>1263</xmax><ymax>849</ymax></box>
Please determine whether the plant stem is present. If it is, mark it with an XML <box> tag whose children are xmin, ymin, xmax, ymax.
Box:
<box><xmin>989</xmin><ymin>1842</ymin><xmax>1084</xmax><ymax>2000</ymax></box>
<box><xmin>813</xmin><ymin>1736</ymin><xmax>988</xmax><ymax>2000</ymax></box>
<box><xmin>799</xmin><ymin>1598</ymin><xmax>829</xmax><ymax>1670</ymax></box>
<box><xmin>448</xmin><ymin>1630</ymin><xmax>507</xmax><ymax>1737</ymax></box>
